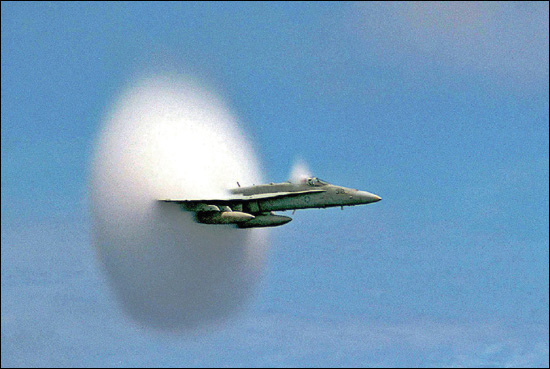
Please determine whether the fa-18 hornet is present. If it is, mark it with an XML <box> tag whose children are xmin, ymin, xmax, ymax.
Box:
<box><xmin>161</xmin><ymin>177</ymin><xmax>381</xmax><ymax>228</ymax></box>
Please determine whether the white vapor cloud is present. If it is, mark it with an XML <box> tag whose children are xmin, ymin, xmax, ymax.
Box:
<box><xmin>90</xmin><ymin>76</ymin><xmax>268</xmax><ymax>331</ymax></box>
<box><xmin>289</xmin><ymin>158</ymin><xmax>312</xmax><ymax>183</ymax></box>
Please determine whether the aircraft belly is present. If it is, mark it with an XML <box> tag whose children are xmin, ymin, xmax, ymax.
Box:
<box><xmin>243</xmin><ymin>201</ymin><xmax>260</xmax><ymax>213</ymax></box>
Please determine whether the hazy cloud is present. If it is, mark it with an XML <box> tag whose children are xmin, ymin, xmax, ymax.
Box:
<box><xmin>354</xmin><ymin>2</ymin><xmax>549</xmax><ymax>90</ymax></box>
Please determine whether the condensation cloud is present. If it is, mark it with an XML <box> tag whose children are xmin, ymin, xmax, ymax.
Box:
<box><xmin>289</xmin><ymin>158</ymin><xmax>312</xmax><ymax>184</ymax></box>
<box><xmin>90</xmin><ymin>76</ymin><xmax>268</xmax><ymax>331</ymax></box>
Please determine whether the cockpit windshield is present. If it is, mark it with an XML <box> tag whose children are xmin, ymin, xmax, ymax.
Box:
<box><xmin>306</xmin><ymin>177</ymin><xmax>329</xmax><ymax>187</ymax></box>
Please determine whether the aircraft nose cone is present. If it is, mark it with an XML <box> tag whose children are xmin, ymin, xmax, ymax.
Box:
<box><xmin>357</xmin><ymin>191</ymin><xmax>381</xmax><ymax>203</ymax></box>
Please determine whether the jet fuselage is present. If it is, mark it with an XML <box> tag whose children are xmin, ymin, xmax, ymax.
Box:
<box><xmin>230</xmin><ymin>178</ymin><xmax>381</xmax><ymax>214</ymax></box>
<box><xmin>161</xmin><ymin>177</ymin><xmax>381</xmax><ymax>228</ymax></box>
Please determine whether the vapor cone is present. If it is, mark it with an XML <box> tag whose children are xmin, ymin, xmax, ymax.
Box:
<box><xmin>289</xmin><ymin>158</ymin><xmax>312</xmax><ymax>183</ymax></box>
<box><xmin>90</xmin><ymin>76</ymin><xmax>268</xmax><ymax>331</ymax></box>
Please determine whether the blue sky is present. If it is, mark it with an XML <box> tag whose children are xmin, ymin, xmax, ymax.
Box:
<box><xmin>2</xmin><ymin>2</ymin><xmax>548</xmax><ymax>367</ymax></box>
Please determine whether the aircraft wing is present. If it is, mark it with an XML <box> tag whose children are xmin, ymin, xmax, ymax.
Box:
<box><xmin>160</xmin><ymin>189</ymin><xmax>326</xmax><ymax>209</ymax></box>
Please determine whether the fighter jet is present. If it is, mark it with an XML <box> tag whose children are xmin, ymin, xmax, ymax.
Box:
<box><xmin>161</xmin><ymin>177</ymin><xmax>381</xmax><ymax>228</ymax></box>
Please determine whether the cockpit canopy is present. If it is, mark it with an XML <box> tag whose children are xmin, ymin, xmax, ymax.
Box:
<box><xmin>306</xmin><ymin>177</ymin><xmax>329</xmax><ymax>187</ymax></box>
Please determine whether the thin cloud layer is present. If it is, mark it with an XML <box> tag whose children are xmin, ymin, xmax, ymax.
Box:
<box><xmin>355</xmin><ymin>2</ymin><xmax>549</xmax><ymax>89</ymax></box>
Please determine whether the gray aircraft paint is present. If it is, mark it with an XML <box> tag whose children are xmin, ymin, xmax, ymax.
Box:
<box><xmin>162</xmin><ymin>177</ymin><xmax>381</xmax><ymax>228</ymax></box>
